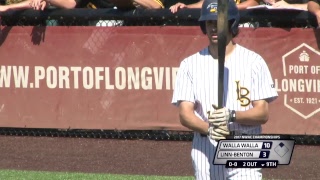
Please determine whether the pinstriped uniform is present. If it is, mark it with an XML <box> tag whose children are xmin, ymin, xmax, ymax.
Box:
<box><xmin>172</xmin><ymin>44</ymin><xmax>278</xmax><ymax>180</ymax></box>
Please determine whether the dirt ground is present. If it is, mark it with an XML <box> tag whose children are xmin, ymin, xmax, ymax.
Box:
<box><xmin>0</xmin><ymin>136</ymin><xmax>319</xmax><ymax>179</ymax></box>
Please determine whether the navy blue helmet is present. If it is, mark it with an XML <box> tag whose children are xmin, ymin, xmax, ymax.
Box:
<box><xmin>199</xmin><ymin>0</ymin><xmax>240</xmax><ymax>36</ymax></box>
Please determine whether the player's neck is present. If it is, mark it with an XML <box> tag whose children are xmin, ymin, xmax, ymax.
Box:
<box><xmin>209</xmin><ymin>40</ymin><xmax>236</xmax><ymax>60</ymax></box>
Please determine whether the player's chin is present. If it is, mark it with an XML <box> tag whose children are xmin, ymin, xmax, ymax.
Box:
<box><xmin>208</xmin><ymin>36</ymin><xmax>218</xmax><ymax>42</ymax></box>
<box><xmin>210</xmin><ymin>39</ymin><xmax>218</xmax><ymax>44</ymax></box>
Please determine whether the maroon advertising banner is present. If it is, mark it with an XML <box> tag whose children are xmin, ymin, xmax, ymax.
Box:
<box><xmin>0</xmin><ymin>26</ymin><xmax>319</xmax><ymax>134</ymax></box>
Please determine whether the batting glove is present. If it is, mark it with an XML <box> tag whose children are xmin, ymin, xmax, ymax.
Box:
<box><xmin>207</xmin><ymin>105</ymin><xmax>236</xmax><ymax>126</ymax></box>
<box><xmin>208</xmin><ymin>125</ymin><xmax>230</xmax><ymax>140</ymax></box>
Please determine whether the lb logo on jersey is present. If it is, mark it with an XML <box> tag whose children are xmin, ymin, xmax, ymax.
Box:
<box><xmin>235</xmin><ymin>81</ymin><xmax>251</xmax><ymax>107</ymax></box>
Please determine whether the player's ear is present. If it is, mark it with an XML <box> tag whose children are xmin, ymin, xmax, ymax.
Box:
<box><xmin>229</xmin><ymin>19</ymin><xmax>239</xmax><ymax>38</ymax></box>
<box><xmin>200</xmin><ymin>21</ymin><xmax>206</xmax><ymax>34</ymax></box>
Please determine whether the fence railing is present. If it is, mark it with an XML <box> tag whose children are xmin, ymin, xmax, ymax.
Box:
<box><xmin>0</xmin><ymin>8</ymin><xmax>318</xmax><ymax>28</ymax></box>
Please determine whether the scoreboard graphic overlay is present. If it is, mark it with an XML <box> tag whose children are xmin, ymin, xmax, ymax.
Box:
<box><xmin>213</xmin><ymin>135</ymin><xmax>295</xmax><ymax>168</ymax></box>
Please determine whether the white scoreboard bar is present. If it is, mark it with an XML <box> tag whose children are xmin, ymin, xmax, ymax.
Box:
<box><xmin>213</xmin><ymin>135</ymin><xmax>295</xmax><ymax>168</ymax></box>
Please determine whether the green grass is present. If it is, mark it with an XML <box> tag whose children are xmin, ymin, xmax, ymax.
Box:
<box><xmin>0</xmin><ymin>170</ymin><xmax>194</xmax><ymax>180</ymax></box>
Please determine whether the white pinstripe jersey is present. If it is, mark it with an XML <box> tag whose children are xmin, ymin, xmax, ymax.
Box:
<box><xmin>171</xmin><ymin>45</ymin><xmax>278</xmax><ymax>180</ymax></box>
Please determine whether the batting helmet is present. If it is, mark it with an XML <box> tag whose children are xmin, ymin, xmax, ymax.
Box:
<box><xmin>199</xmin><ymin>0</ymin><xmax>240</xmax><ymax>36</ymax></box>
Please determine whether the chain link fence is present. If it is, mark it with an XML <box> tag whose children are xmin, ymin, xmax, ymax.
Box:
<box><xmin>0</xmin><ymin>8</ymin><xmax>319</xmax><ymax>144</ymax></box>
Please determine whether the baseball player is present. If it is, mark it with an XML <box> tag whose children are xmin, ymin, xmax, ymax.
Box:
<box><xmin>171</xmin><ymin>0</ymin><xmax>278</xmax><ymax>179</ymax></box>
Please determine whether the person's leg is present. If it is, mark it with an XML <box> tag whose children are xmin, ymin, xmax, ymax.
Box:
<box><xmin>0</xmin><ymin>0</ymin><xmax>30</xmax><ymax>12</ymax></box>
<box><xmin>191</xmin><ymin>135</ymin><xmax>214</xmax><ymax>180</ymax></box>
<box><xmin>226</xmin><ymin>168</ymin><xmax>262</xmax><ymax>180</ymax></box>
<box><xmin>191</xmin><ymin>134</ymin><xmax>231</xmax><ymax>180</ymax></box>
<box><xmin>133</xmin><ymin>0</ymin><xmax>164</xmax><ymax>9</ymax></box>
<box><xmin>108</xmin><ymin>0</ymin><xmax>135</xmax><ymax>10</ymax></box>
<box><xmin>224</xmin><ymin>130</ymin><xmax>263</xmax><ymax>180</ymax></box>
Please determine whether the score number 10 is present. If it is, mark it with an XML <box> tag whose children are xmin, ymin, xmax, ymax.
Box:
<box><xmin>262</xmin><ymin>142</ymin><xmax>273</xmax><ymax>149</ymax></box>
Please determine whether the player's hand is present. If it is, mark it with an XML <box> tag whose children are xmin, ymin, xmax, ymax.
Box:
<box><xmin>207</xmin><ymin>105</ymin><xmax>231</xmax><ymax>126</ymax></box>
<box><xmin>0</xmin><ymin>5</ymin><xmax>9</xmax><ymax>12</ymax></box>
<box><xmin>30</xmin><ymin>0</ymin><xmax>42</xmax><ymax>10</ymax></box>
<box><xmin>208</xmin><ymin>125</ymin><xmax>230</xmax><ymax>140</ymax></box>
<box><xmin>262</xmin><ymin>0</ymin><xmax>278</xmax><ymax>5</ymax></box>
<box><xmin>30</xmin><ymin>0</ymin><xmax>47</xmax><ymax>11</ymax></box>
<box><xmin>271</xmin><ymin>0</ymin><xmax>291</xmax><ymax>8</ymax></box>
<box><xmin>169</xmin><ymin>2</ymin><xmax>187</xmax><ymax>13</ymax></box>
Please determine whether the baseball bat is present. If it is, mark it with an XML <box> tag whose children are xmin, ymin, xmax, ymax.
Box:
<box><xmin>217</xmin><ymin>0</ymin><xmax>229</xmax><ymax>109</ymax></box>
<box><xmin>217</xmin><ymin>0</ymin><xmax>235</xmax><ymax>138</ymax></box>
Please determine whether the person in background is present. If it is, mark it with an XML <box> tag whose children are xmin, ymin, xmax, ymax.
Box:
<box><xmin>265</xmin><ymin>0</ymin><xmax>307</xmax><ymax>10</ymax></box>
<box><xmin>108</xmin><ymin>0</ymin><xmax>164</xmax><ymax>10</ymax></box>
<box><xmin>75</xmin><ymin>0</ymin><xmax>115</xmax><ymax>9</ymax></box>
<box><xmin>0</xmin><ymin>0</ymin><xmax>75</xmax><ymax>12</ymax></box>
<box><xmin>308</xmin><ymin>0</ymin><xmax>320</xmax><ymax>28</ymax></box>
<box><xmin>169</xmin><ymin>0</ymin><xmax>307</xmax><ymax>13</ymax></box>
<box><xmin>0</xmin><ymin>0</ymin><xmax>114</xmax><ymax>12</ymax></box>
<box><xmin>170</xmin><ymin>0</ymin><xmax>258</xmax><ymax>12</ymax></box>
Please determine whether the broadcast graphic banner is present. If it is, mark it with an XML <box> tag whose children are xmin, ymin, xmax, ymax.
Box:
<box><xmin>213</xmin><ymin>136</ymin><xmax>295</xmax><ymax>168</ymax></box>
<box><xmin>0</xmin><ymin>26</ymin><xmax>319</xmax><ymax>134</ymax></box>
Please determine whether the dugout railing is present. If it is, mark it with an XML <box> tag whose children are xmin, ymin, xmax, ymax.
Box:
<box><xmin>0</xmin><ymin>8</ymin><xmax>319</xmax><ymax>145</ymax></box>
<box><xmin>0</xmin><ymin>8</ymin><xmax>318</xmax><ymax>27</ymax></box>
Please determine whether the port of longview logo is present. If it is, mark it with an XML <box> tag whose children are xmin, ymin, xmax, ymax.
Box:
<box><xmin>281</xmin><ymin>43</ymin><xmax>320</xmax><ymax>119</ymax></box>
